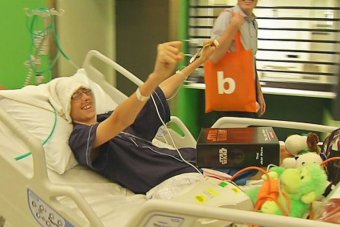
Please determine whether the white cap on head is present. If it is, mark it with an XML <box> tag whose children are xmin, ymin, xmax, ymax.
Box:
<box><xmin>49</xmin><ymin>70</ymin><xmax>90</xmax><ymax>123</ymax></box>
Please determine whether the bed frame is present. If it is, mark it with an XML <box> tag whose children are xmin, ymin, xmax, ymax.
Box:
<box><xmin>0</xmin><ymin>50</ymin><xmax>338</xmax><ymax>227</ymax></box>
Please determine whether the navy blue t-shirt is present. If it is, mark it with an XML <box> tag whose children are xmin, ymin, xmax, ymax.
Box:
<box><xmin>69</xmin><ymin>88</ymin><xmax>197</xmax><ymax>193</ymax></box>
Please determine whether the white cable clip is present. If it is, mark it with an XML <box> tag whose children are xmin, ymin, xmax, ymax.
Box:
<box><xmin>135</xmin><ymin>87</ymin><xmax>150</xmax><ymax>102</ymax></box>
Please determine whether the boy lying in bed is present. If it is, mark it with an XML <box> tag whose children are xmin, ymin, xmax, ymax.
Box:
<box><xmin>62</xmin><ymin>41</ymin><xmax>218</xmax><ymax>194</ymax></box>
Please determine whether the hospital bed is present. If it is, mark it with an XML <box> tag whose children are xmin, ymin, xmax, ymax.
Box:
<box><xmin>0</xmin><ymin>50</ymin><xmax>338</xmax><ymax>227</ymax></box>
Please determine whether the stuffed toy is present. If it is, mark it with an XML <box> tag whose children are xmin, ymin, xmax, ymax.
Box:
<box><xmin>246</xmin><ymin>164</ymin><xmax>328</xmax><ymax>218</ymax></box>
<box><xmin>306</xmin><ymin>132</ymin><xmax>321</xmax><ymax>153</ymax></box>
<box><xmin>282</xmin><ymin>152</ymin><xmax>323</xmax><ymax>168</ymax></box>
<box><xmin>282</xmin><ymin>132</ymin><xmax>322</xmax><ymax>168</ymax></box>
<box><xmin>284</xmin><ymin>134</ymin><xmax>308</xmax><ymax>156</ymax></box>
<box><xmin>284</xmin><ymin>132</ymin><xmax>321</xmax><ymax>156</ymax></box>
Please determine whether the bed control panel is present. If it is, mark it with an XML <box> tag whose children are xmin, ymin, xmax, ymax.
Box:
<box><xmin>27</xmin><ymin>189</ymin><xmax>74</xmax><ymax>227</ymax></box>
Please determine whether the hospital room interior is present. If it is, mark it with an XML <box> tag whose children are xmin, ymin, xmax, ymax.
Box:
<box><xmin>0</xmin><ymin>0</ymin><xmax>340</xmax><ymax>226</ymax></box>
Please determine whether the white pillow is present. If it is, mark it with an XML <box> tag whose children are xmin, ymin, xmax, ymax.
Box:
<box><xmin>0</xmin><ymin>99</ymin><xmax>76</xmax><ymax>174</ymax></box>
<box><xmin>0</xmin><ymin>69</ymin><xmax>117</xmax><ymax>174</ymax></box>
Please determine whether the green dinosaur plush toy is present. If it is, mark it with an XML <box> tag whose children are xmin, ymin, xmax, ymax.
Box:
<box><xmin>247</xmin><ymin>164</ymin><xmax>328</xmax><ymax>218</ymax></box>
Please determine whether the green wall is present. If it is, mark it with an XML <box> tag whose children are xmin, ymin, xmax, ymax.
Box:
<box><xmin>176</xmin><ymin>0</ymin><xmax>202</xmax><ymax>137</ymax></box>
<box><xmin>0</xmin><ymin>0</ymin><xmax>49</xmax><ymax>89</ymax></box>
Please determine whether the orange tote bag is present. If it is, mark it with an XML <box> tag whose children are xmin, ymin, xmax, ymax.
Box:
<box><xmin>204</xmin><ymin>32</ymin><xmax>257</xmax><ymax>113</ymax></box>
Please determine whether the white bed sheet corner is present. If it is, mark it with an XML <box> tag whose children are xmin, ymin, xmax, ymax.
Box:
<box><xmin>0</xmin><ymin>50</ymin><xmax>339</xmax><ymax>227</ymax></box>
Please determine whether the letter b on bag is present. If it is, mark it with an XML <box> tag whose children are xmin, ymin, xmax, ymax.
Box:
<box><xmin>217</xmin><ymin>71</ymin><xmax>235</xmax><ymax>95</ymax></box>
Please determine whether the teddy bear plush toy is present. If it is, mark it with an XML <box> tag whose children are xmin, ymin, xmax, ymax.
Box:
<box><xmin>282</xmin><ymin>152</ymin><xmax>323</xmax><ymax>168</ymax></box>
<box><xmin>282</xmin><ymin>132</ymin><xmax>323</xmax><ymax>168</ymax></box>
<box><xmin>284</xmin><ymin>134</ymin><xmax>308</xmax><ymax>156</ymax></box>
<box><xmin>246</xmin><ymin>163</ymin><xmax>328</xmax><ymax>218</ymax></box>
<box><xmin>284</xmin><ymin>132</ymin><xmax>321</xmax><ymax>155</ymax></box>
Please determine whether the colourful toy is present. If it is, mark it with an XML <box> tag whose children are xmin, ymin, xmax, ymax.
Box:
<box><xmin>284</xmin><ymin>132</ymin><xmax>321</xmax><ymax>156</ymax></box>
<box><xmin>284</xmin><ymin>134</ymin><xmax>308</xmax><ymax>156</ymax></box>
<box><xmin>282</xmin><ymin>152</ymin><xmax>323</xmax><ymax>168</ymax></box>
<box><xmin>246</xmin><ymin>164</ymin><xmax>328</xmax><ymax>218</ymax></box>
<box><xmin>282</xmin><ymin>132</ymin><xmax>322</xmax><ymax>168</ymax></box>
<box><xmin>306</xmin><ymin>132</ymin><xmax>321</xmax><ymax>153</ymax></box>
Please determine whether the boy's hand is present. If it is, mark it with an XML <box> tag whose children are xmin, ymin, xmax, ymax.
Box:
<box><xmin>153</xmin><ymin>41</ymin><xmax>184</xmax><ymax>81</ymax></box>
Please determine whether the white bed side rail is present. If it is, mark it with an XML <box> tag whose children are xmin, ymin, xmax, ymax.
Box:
<box><xmin>154</xmin><ymin>116</ymin><xmax>196</xmax><ymax>148</ymax></box>
<box><xmin>127</xmin><ymin>199</ymin><xmax>339</xmax><ymax>227</ymax></box>
<box><xmin>212</xmin><ymin>117</ymin><xmax>338</xmax><ymax>133</ymax></box>
<box><xmin>83</xmin><ymin>50</ymin><xmax>143</xmax><ymax>105</ymax></box>
<box><xmin>0</xmin><ymin>108</ymin><xmax>104</xmax><ymax>227</ymax></box>
<box><xmin>83</xmin><ymin>49</ymin><xmax>144</xmax><ymax>86</ymax></box>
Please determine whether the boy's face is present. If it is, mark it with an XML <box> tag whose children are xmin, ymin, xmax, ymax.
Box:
<box><xmin>70</xmin><ymin>87</ymin><xmax>97</xmax><ymax>124</ymax></box>
<box><xmin>238</xmin><ymin>0</ymin><xmax>258</xmax><ymax>14</ymax></box>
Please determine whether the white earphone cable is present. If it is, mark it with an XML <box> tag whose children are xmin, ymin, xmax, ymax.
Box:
<box><xmin>150</xmin><ymin>93</ymin><xmax>202</xmax><ymax>175</ymax></box>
